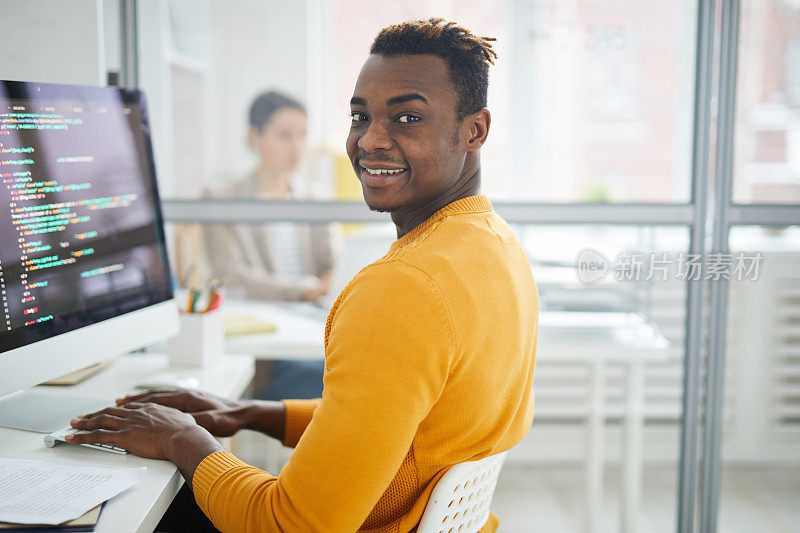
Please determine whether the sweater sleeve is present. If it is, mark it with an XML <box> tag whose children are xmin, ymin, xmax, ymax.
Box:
<box><xmin>281</xmin><ymin>398</ymin><xmax>321</xmax><ymax>448</ymax></box>
<box><xmin>192</xmin><ymin>261</ymin><xmax>455</xmax><ymax>532</ymax></box>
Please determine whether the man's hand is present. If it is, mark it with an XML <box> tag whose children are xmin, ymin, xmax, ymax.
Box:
<box><xmin>68</xmin><ymin>403</ymin><xmax>216</xmax><ymax>459</ymax></box>
<box><xmin>116</xmin><ymin>389</ymin><xmax>238</xmax><ymax>413</ymax></box>
<box><xmin>116</xmin><ymin>389</ymin><xmax>286</xmax><ymax>441</ymax></box>
<box><xmin>68</xmin><ymin>402</ymin><xmax>224</xmax><ymax>488</ymax></box>
<box><xmin>116</xmin><ymin>390</ymin><xmax>244</xmax><ymax>437</ymax></box>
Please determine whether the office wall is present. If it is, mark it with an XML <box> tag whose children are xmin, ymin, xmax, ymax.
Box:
<box><xmin>0</xmin><ymin>0</ymin><xmax>106</xmax><ymax>86</ymax></box>
<box><xmin>208</xmin><ymin>0</ymin><xmax>309</xmax><ymax>183</ymax></box>
<box><xmin>102</xmin><ymin>0</ymin><xmax>122</xmax><ymax>75</ymax></box>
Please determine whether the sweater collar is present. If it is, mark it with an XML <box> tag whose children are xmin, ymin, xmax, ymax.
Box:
<box><xmin>388</xmin><ymin>195</ymin><xmax>493</xmax><ymax>253</ymax></box>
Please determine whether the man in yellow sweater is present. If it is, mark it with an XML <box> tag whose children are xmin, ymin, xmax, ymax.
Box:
<box><xmin>67</xmin><ymin>18</ymin><xmax>538</xmax><ymax>532</ymax></box>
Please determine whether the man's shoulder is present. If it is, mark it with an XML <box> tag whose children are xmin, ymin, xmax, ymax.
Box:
<box><xmin>329</xmin><ymin>258</ymin><xmax>450</xmax><ymax>332</ymax></box>
<box><xmin>378</xmin><ymin>210</ymin><xmax>527</xmax><ymax>292</ymax></box>
<box><xmin>398</xmin><ymin>210</ymin><xmax>515</xmax><ymax>260</ymax></box>
<box><xmin>340</xmin><ymin>207</ymin><xmax>523</xmax><ymax>302</ymax></box>
<box><xmin>351</xmin><ymin>258</ymin><xmax>437</xmax><ymax>292</ymax></box>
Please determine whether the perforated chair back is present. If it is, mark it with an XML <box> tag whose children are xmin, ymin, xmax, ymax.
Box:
<box><xmin>417</xmin><ymin>451</ymin><xmax>508</xmax><ymax>533</ymax></box>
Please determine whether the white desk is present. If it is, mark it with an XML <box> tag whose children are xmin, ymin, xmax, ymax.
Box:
<box><xmin>0</xmin><ymin>353</ymin><xmax>254</xmax><ymax>533</ymax></box>
<box><xmin>225</xmin><ymin>301</ymin><xmax>326</xmax><ymax>359</ymax></box>
<box><xmin>537</xmin><ymin>313</ymin><xmax>670</xmax><ymax>533</ymax></box>
<box><xmin>223</xmin><ymin>302</ymin><xmax>669</xmax><ymax>533</ymax></box>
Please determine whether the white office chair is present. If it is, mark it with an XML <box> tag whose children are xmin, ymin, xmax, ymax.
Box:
<box><xmin>417</xmin><ymin>451</ymin><xmax>508</xmax><ymax>533</ymax></box>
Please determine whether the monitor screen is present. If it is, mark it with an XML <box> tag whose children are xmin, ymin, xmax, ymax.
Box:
<box><xmin>0</xmin><ymin>80</ymin><xmax>173</xmax><ymax>355</ymax></box>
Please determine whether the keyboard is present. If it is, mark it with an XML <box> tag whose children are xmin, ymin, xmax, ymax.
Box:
<box><xmin>44</xmin><ymin>426</ymin><xmax>128</xmax><ymax>455</ymax></box>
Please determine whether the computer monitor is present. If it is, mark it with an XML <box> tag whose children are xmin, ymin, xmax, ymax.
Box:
<box><xmin>0</xmin><ymin>80</ymin><xmax>178</xmax><ymax>428</ymax></box>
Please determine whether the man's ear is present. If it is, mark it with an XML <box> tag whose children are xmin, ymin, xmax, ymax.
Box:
<box><xmin>465</xmin><ymin>109</ymin><xmax>491</xmax><ymax>153</ymax></box>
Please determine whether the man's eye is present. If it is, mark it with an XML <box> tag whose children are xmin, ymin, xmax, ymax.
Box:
<box><xmin>397</xmin><ymin>114</ymin><xmax>420</xmax><ymax>123</ymax></box>
<box><xmin>350</xmin><ymin>112</ymin><xmax>367</xmax><ymax>123</ymax></box>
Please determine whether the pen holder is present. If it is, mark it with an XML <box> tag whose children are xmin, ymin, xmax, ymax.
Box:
<box><xmin>166</xmin><ymin>309</ymin><xmax>224</xmax><ymax>367</ymax></box>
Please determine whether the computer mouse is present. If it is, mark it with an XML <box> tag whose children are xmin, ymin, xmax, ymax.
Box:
<box><xmin>133</xmin><ymin>373</ymin><xmax>200</xmax><ymax>390</ymax></box>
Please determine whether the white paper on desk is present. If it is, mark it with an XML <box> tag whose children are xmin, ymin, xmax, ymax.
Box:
<box><xmin>0</xmin><ymin>458</ymin><xmax>146</xmax><ymax>525</ymax></box>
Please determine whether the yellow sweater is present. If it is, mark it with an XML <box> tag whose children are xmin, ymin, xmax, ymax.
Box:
<box><xmin>192</xmin><ymin>195</ymin><xmax>539</xmax><ymax>532</ymax></box>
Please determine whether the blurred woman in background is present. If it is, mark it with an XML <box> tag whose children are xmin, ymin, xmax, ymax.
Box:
<box><xmin>205</xmin><ymin>90</ymin><xmax>330</xmax><ymax>400</ymax></box>
<box><xmin>205</xmin><ymin>91</ymin><xmax>332</xmax><ymax>302</ymax></box>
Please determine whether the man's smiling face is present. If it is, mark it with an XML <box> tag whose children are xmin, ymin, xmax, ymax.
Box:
<box><xmin>346</xmin><ymin>54</ymin><xmax>468</xmax><ymax>213</ymax></box>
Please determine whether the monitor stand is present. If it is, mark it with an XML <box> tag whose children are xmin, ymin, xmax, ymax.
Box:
<box><xmin>0</xmin><ymin>389</ymin><xmax>109</xmax><ymax>433</ymax></box>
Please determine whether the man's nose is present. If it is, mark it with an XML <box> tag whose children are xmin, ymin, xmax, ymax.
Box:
<box><xmin>358</xmin><ymin>119</ymin><xmax>393</xmax><ymax>152</ymax></box>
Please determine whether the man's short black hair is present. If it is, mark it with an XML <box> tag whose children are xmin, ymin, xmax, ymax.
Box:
<box><xmin>369</xmin><ymin>18</ymin><xmax>497</xmax><ymax>122</ymax></box>
<box><xmin>249</xmin><ymin>90</ymin><xmax>305</xmax><ymax>132</ymax></box>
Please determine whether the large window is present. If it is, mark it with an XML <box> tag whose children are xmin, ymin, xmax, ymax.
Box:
<box><xmin>732</xmin><ymin>0</ymin><xmax>800</xmax><ymax>204</ymax></box>
<box><xmin>139</xmin><ymin>0</ymin><xmax>698</xmax><ymax>204</ymax></box>
<box><xmin>720</xmin><ymin>226</ymin><xmax>800</xmax><ymax>531</ymax></box>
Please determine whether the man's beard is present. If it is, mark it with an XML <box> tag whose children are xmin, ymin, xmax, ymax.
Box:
<box><xmin>368</xmin><ymin>204</ymin><xmax>393</xmax><ymax>213</ymax></box>
<box><xmin>366</xmin><ymin>197</ymin><xmax>410</xmax><ymax>213</ymax></box>
<box><xmin>364</xmin><ymin>193</ymin><xmax>405</xmax><ymax>213</ymax></box>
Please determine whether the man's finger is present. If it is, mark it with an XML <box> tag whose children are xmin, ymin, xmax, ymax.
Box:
<box><xmin>116</xmin><ymin>389</ymin><xmax>181</xmax><ymax>405</ymax></box>
<box><xmin>79</xmin><ymin>406</ymin><xmax>134</xmax><ymax>419</ymax></box>
<box><xmin>115</xmin><ymin>394</ymin><xmax>146</xmax><ymax>405</ymax></box>
<box><xmin>64</xmin><ymin>429</ymin><xmax>120</xmax><ymax>445</ymax></box>
<box><xmin>70</xmin><ymin>414</ymin><xmax>126</xmax><ymax>431</ymax></box>
<box><xmin>137</xmin><ymin>393</ymin><xmax>185</xmax><ymax>408</ymax></box>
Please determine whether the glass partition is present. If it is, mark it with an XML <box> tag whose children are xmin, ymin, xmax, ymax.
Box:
<box><xmin>142</xmin><ymin>0</ymin><xmax>698</xmax><ymax>204</ymax></box>
<box><xmin>718</xmin><ymin>225</ymin><xmax>800</xmax><ymax>531</ymax></box>
<box><xmin>732</xmin><ymin>0</ymin><xmax>800</xmax><ymax>204</ymax></box>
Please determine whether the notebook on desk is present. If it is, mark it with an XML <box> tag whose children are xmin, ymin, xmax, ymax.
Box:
<box><xmin>224</xmin><ymin>313</ymin><xmax>278</xmax><ymax>336</ymax></box>
<box><xmin>0</xmin><ymin>503</ymin><xmax>104</xmax><ymax>532</ymax></box>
